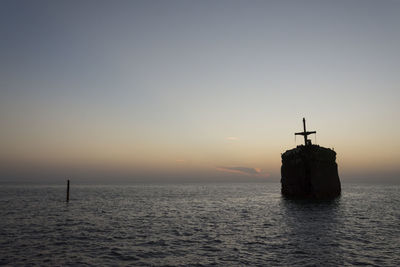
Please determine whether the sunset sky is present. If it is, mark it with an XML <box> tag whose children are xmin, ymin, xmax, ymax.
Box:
<box><xmin>1</xmin><ymin>0</ymin><xmax>399</xmax><ymax>183</ymax></box>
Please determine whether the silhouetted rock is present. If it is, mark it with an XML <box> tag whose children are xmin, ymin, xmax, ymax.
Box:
<box><xmin>281</xmin><ymin>119</ymin><xmax>341</xmax><ymax>199</ymax></box>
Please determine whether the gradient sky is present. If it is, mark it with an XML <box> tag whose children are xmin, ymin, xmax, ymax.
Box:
<box><xmin>1</xmin><ymin>0</ymin><xmax>399</xmax><ymax>183</ymax></box>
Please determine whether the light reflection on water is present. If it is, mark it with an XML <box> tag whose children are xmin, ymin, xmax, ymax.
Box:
<box><xmin>281</xmin><ymin>197</ymin><xmax>343</xmax><ymax>266</ymax></box>
<box><xmin>0</xmin><ymin>183</ymin><xmax>399</xmax><ymax>266</ymax></box>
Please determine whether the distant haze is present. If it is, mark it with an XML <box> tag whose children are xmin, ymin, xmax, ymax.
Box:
<box><xmin>1</xmin><ymin>0</ymin><xmax>399</xmax><ymax>183</ymax></box>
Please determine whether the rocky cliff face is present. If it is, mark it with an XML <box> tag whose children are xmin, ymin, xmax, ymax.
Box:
<box><xmin>281</xmin><ymin>145</ymin><xmax>341</xmax><ymax>199</ymax></box>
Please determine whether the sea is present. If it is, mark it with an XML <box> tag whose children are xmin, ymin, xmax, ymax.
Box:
<box><xmin>1</xmin><ymin>182</ymin><xmax>399</xmax><ymax>266</ymax></box>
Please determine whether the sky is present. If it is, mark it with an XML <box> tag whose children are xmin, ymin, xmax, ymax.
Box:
<box><xmin>1</xmin><ymin>0</ymin><xmax>399</xmax><ymax>183</ymax></box>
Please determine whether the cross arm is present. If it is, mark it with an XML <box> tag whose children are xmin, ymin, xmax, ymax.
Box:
<box><xmin>295</xmin><ymin>131</ymin><xmax>316</xmax><ymax>136</ymax></box>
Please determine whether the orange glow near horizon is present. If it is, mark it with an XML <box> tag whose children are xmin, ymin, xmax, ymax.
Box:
<box><xmin>1</xmin><ymin>1</ymin><xmax>400</xmax><ymax>183</ymax></box>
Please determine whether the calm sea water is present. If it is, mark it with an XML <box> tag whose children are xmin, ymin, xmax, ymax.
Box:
<box><xmin>0</xmin><ymin>182</ymin><xmax>399</xmax><ymax>266</ymax></box>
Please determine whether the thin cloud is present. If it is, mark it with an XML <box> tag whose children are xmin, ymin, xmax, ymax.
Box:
<box><xmin>216</xmin><ymin>166</ymin><xmax>261</xmax><ymax>176</ymax></box>
<box><xmin>226</xmin><ymin>137</ymin><xmax>239</xmax><ymax>141</ymax></box>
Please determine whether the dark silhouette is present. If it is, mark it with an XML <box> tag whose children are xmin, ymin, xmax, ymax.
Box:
<box><xmin>66</xmin><ymin>179</ymin><xmax>70</xmax><ymax>202</ymax></box>
<box><xmin>281</xmin><ymin>118</ymin><xmax>341</xmax><ymax>199</ymax></box>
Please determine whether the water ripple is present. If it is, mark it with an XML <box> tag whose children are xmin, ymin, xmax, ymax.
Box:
<box><xmin>0</xmin><ymin>183</ymin><xmax>399</xmax><ymax>266</ymax></box>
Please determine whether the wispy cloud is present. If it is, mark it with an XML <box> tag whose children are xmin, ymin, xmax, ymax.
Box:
<box><xmin>216</xmin><ymin>166</ymin><xmax>262</xmax><ymax>176</ymax></box>
<box><xmin>226</xmin><ymin>137</ymin><xmax>239</xmax><ymax>141</ymax></box>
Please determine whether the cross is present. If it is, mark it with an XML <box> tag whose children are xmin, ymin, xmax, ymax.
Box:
<box><xmin>295</xmin><ymin>118</ymin><xmax>316</xmax><ymax>146</ymax></box>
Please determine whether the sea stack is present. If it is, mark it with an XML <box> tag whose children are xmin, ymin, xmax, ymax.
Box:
<box><xmin>281</xmin><ymin>118</ymin><xmax>341</xmax><ymax>199</ymax></box>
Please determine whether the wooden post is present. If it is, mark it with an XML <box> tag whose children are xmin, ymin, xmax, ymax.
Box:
<box><xmin>302</xmin><ymin>118</ymin><xmax>307</xmax><ymax>145</ymax></box>
<box><xmin>295</xmin><ymin>118</ymin><xmax>316</xmax><ymax>146</ymax></box>
<box><xmin>66</xmin><ymin>179</ymin><xmax>70</xmax><ymax>202</ymax></box>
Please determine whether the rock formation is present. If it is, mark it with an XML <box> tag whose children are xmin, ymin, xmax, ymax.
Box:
<box><xmin>281</xmin><ymin>118</ymin><xmax>341</xmax><ymax>199</ymax></box>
